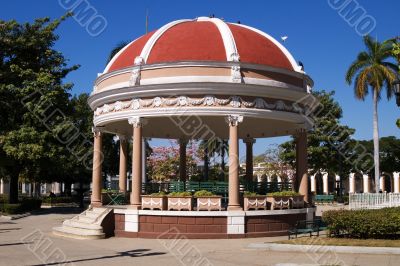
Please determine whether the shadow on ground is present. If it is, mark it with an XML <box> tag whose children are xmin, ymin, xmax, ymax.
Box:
<box><xmin>0</xmin><ymin>242</ymin><xmax>32</xmax><ymax>247</ymax></box>
<box><xmin>30</xmin><ymin>207</ymin><xmax>84</xmax><ymax>216</ymax></box>
<box><xmin>30</xmin><ymin>249</ymin><xmax>167</xmax><ymax>266</ymax></box>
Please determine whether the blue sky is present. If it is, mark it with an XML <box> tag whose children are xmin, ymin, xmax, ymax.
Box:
<box><xmin>1</xmin><ymin>0</ymin><xmax>399</xmax><ymax>157</ymax></box>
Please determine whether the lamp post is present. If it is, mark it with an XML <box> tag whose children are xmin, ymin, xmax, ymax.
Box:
<box><xmin>394</xmin><ymin>79</ymin><xmax>400</xmax><ymax>107</ymax></box>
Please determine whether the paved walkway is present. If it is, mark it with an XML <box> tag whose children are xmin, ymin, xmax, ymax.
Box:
<box><xmin>0</xmin><ymin>208</ymin><xmax>399</xmax><ymax>266</ymax></box>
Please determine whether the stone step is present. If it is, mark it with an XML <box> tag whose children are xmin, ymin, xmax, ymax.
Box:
<box><xmin>52</xmin><ymin>207</ymin><xmax>112</xmax><ymax>240</ymax></box>
<box><xmin>53</xmin><ymin>226</ymin><xmax>105</xmax><ymax>240</ymax></box>
<box><xmin>76</xmin><ymin>215</ymin><xmax>96</xmax><ymax>224</ymax></box>
<box><xmin>92</xmin><ymin>207</ymin><xmax>108</xmax><ymax>213</ymax></box>
<box><xmin>63</xmin><ymin>220</ymin><xmax>103</xmax><ymax>231</ymax></box>
<box><xmin>84</xmin><ymin>211</ymin><xmax>100</xmax><ymax>219</ymax></box>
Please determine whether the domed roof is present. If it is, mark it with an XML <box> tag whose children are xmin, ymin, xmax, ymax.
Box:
<box><xmin>104</xmin><ymin>17</ymin><xmax>302</xmax><ymax>73</ymax></box>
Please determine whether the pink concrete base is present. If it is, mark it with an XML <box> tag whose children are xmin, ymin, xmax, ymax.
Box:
<box><xmin>113</xmin><ymin>209</ymin><xmax>309</xmax><ymax>239</ymax></box>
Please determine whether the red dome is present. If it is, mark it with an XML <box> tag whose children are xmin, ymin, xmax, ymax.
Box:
<box><xmin>105</xmin><ymin>17</ymin><xmax>300</xmax><ymax>73</ymax></box>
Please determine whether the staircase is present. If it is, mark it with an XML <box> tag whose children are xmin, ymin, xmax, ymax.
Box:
<box><xmin>53</xmin><ymin>207</ymin><xmax>112</xmax><ymax>239</ymax></box>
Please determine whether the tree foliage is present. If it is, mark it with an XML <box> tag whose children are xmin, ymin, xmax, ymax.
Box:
<box><xmin>0</xmin><ymin>15</ymin><xmax>79</xmax><ymax>202</ymax></box>
<box><xmin>280</xmin><ymin>90</ymin><xmax>356</xmax><ymax>177</ymax></box>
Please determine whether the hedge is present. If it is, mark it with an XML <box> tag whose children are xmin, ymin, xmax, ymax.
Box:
<box><xmin>322</xmin><ymin>207</ymin><xmax>400</xmax><ymax>239</ymax></box>
<box><xmin>41</xmin><ymin>197</ymin><xmax>74</xmax><ymax>204</ymax></box>
<box><xmin>1</xmin><ymin>198</ymin><xmax>42</xmax><ymax>214</ymax></box>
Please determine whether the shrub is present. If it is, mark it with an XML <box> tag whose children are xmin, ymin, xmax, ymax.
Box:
<box><xmin>0</xmin><ymin>195</ymin><xmax>7</xmax><ymax>203</ymax></box>
<box><xmin>21</xmin><ymin>198</ymin><xmax>42</xmax><ymax>210</ymax></box>
<box><xmin>322</xmin><ymin>207</ymin><xmax>400</xmax><ymax>239</ymax></box>
<box><xmin>168</xmin><ymin>192</ymin><xmax>192</xmax><ymax>197</ymax></box>
<box><xmin>267</xmin><ymin>191</ymin><xmax>301</xmax><ymax>197</ymax></box>
<box><xmin>243</xmin><ymin>191</ymin><xmax>262</xmax><ymax>197</ymax></box>
<box><xmin>1</xmin><ymin>204</ymin><xmax>24</xmax><ymax>214</ymax></box>
<box><xmin>149</xmin><ymin>191</ymin><xmax>167</xmax><ymax>196</ymax></box>
<box><xmin>1</xmin><ymin>198</ymin><xmax>42</xmax><ymax>214</ymax></box>
<box><xmin>194</xmin><ymin>190</ymin><xmax>215</xmax><ymax>197</ymax></box>
<box><xmin>42</xmin><ymin>197</ymin><xmax>74</xmax><ymax>204</ymax></box>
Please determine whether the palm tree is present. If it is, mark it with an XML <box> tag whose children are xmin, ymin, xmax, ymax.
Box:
<box><xmin>107</xmin><ymin>41</ymin><xmax>129</xmax><ymax>63</ymax></box>
<box><xmin>346</xmin><ymin>35</ymin><xmax>398</xmax><ymax>192</ymax></box>
<box><xmin>200</xmin><ymin>138</ymin><xmax>229</xmax><ymax>181</ymax></box>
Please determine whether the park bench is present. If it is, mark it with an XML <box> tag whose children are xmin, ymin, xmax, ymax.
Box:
<box><xmin>168</xmin><ymin>181</ymin><xmax>185</xmax><ymax>192</ymax></box>
<box><xmin>314</xmin><ymin>194</ymin><xmax>334</xmax><ymax>204</ymax></box>
<box><xmin>288</xmin><ymin>219</ymin><xmax>327</xmax><ymax>239</ymax></box>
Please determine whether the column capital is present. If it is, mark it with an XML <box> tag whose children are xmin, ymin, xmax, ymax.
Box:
<box><xmin>92</xmin><ymin>126</ymin><xmax>104</xmax><ymax>137</ymax></box>
<box><xmin>226</xmin><ymin>115</ymin><xmax>243</xmax><ymax>127</ymax></box>
<box><xmin>243</xmin><ymin>138</ymin><xmax>256</xmax><ymax>145</ymax></box>
<box><xmin>128</xmin><ymin>116</ymin><xmax>145</xmax><ymax>128</ymax></box>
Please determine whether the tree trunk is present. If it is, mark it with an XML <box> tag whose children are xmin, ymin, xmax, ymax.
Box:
<box><xmin>373</xmin><ymin>89</ymin><xmax>380</xmax><ymax>193</ymax></box>
<box><xmin>221</xmin><ymin>146</ymin><xmax>225</xmax><ymax>172</ymax></box>
<box><xmin>9</xmin><ymin>173</ymin><xmax>19</xmax><ymax>204</ymax></box>
<box><xmin>64</xmin><ymin>181</ymin><xmax>72</xmax><ymax>196</ymax></box>
<box><xmin>204</xmin><ymin>146</ymin><xmax>209</xmax><ymax>181</ymax></box>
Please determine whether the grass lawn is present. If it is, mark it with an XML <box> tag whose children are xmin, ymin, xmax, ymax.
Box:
<box><xmin>276</xmin><ymin>237</ymin><xmax>400</xmax><ymax>247</ymax></box>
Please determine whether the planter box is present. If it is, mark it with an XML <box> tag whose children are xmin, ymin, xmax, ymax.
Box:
<box><xmin>244</xmin><ymin>196</ymin><xmax>268</xmax><ymax>211</ymax></box>
<box><xmin>267</xmin><ymin>196</ymin><xmax>291</xmax><ymax>210</ymax></box>
<box><xmin>291</xmin><ymin>195</ymin><xmax>305</xmax><ymax>209</ymax></box>
<box><xmin>141</xmin><ymin>195</ymin><xmax>167</xmax><ymax>210</ymax></box>
<box><xmin>196</xmin><ymin>196</ymin><xmax>222</xmax><ymax>211</ymax></box>
<box><xmin>167</xmin><ymin>196</ymin><xmax>193</xmax><ymax>211</ymax></box>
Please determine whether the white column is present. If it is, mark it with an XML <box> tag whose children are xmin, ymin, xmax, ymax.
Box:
<box><xmin>335</xmin><ymin>175</ymin><xmax>340</xmax><ymax>189</ymax></box>
<box><xmin>267</xmin><ymin>175</ymin><xmax>271</xmax><ymax>182</ymax></box>
<box><xmin>142</xmin><ymin>138</ymin><xmax>146</xmax><ymax>185</ymax></box>
<box><xmin>362</xmin><ymin>174</ymin><xmax>370</xmax><ymax>193</ymax></box>
<box><xmin>22</xmin><ymin>183</ymin><xmax>26</xmax><ymax>194</ymax></box>
<box><xmin>46</xmin><ymin>183</ymin><xmax>52</xmax><ymax>194</ymax></box>
<box><xmin>379</xmin><ymin>176</ymin><xmax>385</xmax><ymax>192</ymax></box>
<box><xmin>277</xmin><ymin>176</ymin><xmax>282</xmax><ymax>183</ymax></box>
<box><xmin>349</xmin><ymin>173</ymin><xmax>355</xmax><ymax>193</ymax></box>
<box><xmin>322</xmin><ymin>172</ymin><xmax>329</xmax><ymax>194</ymax></box>
<box><xmin>0</xmin><ymin>179</ymin><xmax>3</xmax><ymax>194</ymax></box>
<box><xmin>55</xmin><ymin>182</ymin><xmax>61</xmax><ymax>194</ymax></box>
<box><xmin>310</xmin><ymin>174</ymin><xmax>316</xmax><ymax>193</ymax></box>
<box><xmin>394</xmin><ymin>172</ymin><xmax>400</xmax><ymax>193</ymax></box>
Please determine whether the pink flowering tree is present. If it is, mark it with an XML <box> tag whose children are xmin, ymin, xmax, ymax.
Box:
<box><xmin>147</xmin><ymin>141</ymin><xmax>202</xmax><ymax>181</ymax></box>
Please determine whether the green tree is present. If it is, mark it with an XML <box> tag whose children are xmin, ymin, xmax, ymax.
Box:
<box><xmin>0</xmin><ymin>15</ymin><xmax>79</xmax><ymax>203</ymax></box>
<box><xmin>345</xmin><ymin>35</ymin><xmax>398</xmax><ymax>192</ymax></box>
<box><xmin>390</xmin><ymin>37</ymin><xmax>400</xmax><ymax>128</ymax></box>
<box><xmin>280</xmin><ymin>91</ymin><xmax>356</xmax><ymax>179</ymax></box>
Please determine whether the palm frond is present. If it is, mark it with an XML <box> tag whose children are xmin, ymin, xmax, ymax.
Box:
<box><xmin>106</xmin><ymin>41</ymin><xmax>129</xmax><ymax>64</ymax></box>
<box><xmin>354</xmin><ymin>67</ymin><xmax>370</xmax><ymax>100</ymax></box>
<box><xmin>346</xmin><ymin>59</ymin><xmax>369</xmax><ymax>84</ymax></box>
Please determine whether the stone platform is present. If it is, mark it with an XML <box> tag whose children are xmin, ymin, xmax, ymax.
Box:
<box><xmin>112</xmin><ymin>207</ymin><xmax>315</xmax><ymax>239</ymax></box>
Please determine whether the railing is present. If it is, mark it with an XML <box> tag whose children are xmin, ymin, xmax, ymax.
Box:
<box><xmin>142</xmin><ymin>181</ymin><xmax>292</xmax><ymax>195</ymax></box>
<box><xmin>349</xmin><ymin>192</ymin><xmax>400</xmax><ymax>210</ymax></box>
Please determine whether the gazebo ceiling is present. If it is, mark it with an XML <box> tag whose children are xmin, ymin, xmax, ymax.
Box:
<box><xmin>98</xmin><ymin>115</ymin><xmax>306</xmax><ymax>139</ymax></box>
<box><xmin>89</xmin><ymin>17</ymin><xmax>314</xmax><ymax>138</ymax></box>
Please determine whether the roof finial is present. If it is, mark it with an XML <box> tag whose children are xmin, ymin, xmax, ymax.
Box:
<box><xmin>145</xmin><ymin>9</ymin><xmax>149</xmax><ymax>34</ymax></box>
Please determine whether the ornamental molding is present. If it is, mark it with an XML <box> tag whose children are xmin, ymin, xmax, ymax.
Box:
<box><xmin>231</xmin><ymin>65</ymin><xmax>242</xmax><ymax>83</ymax></box>
<box><xmin>226</xmin><ymin>114</ymin><xmax>243</xmax><ymax>127</ymax></box>
<box><xmin>128</xmin><ymin>116</ymin><xmax>144</xmax><ymax>128</ymax></box>
<box><xmin>92</xmin><ymin>126</ymin><xmax>104</xmax><ymax>137</ymax></box>
<box><xmin>93</xmin><ymin>95</ymin><xmax>307</xmax><ymax>117</ymax></box>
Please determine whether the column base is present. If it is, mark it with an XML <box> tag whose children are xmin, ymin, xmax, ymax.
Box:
<box><xmin>129</xmin><ymin>204</ymin><xmax>141</xmax><ymax>210</ymax></box>
<box><xmin>91</xmin><ymin>201</ymin><xmax>103</xmax><ymax>207</ymax></box>
<box><xmin>227</xmin><ymin>205</ymin><xmax>243</xmax><ymax>211</ymax></box>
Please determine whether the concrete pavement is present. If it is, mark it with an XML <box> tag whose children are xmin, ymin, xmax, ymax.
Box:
<box><xmin>0</xmin><ymin>208</ymin><xmax>398</xmax><ymax>266</ymax></box>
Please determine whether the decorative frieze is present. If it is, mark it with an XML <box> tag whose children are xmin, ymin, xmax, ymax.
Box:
<box><xmin>94</xmin><ymin>95</ymin><xmax>305</xmax><ymax>117</ymax></box>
